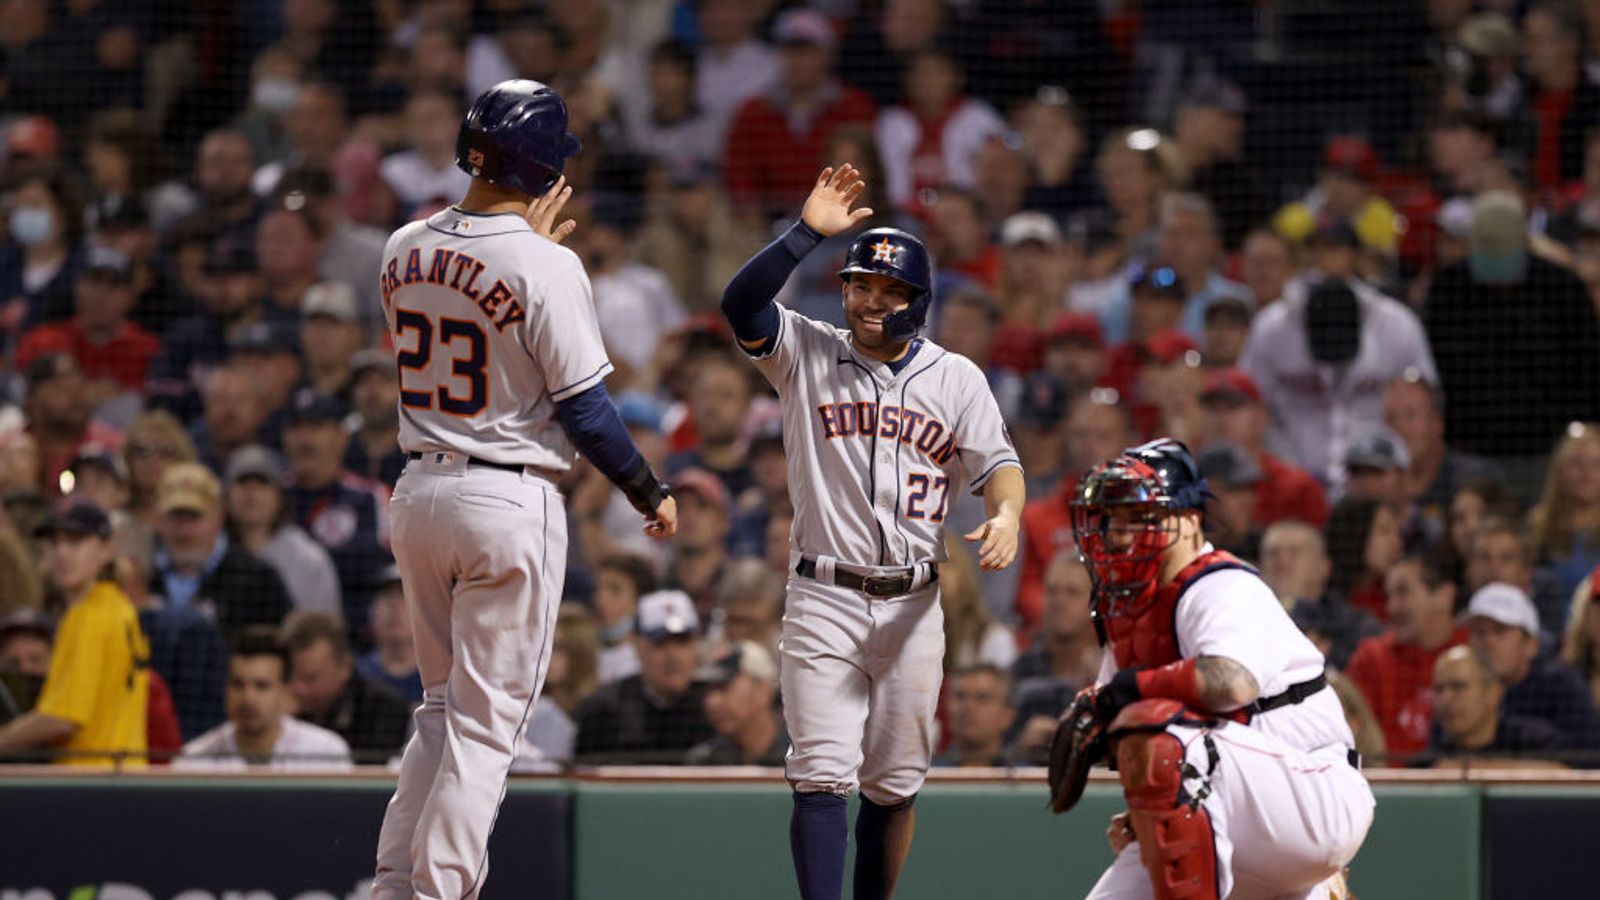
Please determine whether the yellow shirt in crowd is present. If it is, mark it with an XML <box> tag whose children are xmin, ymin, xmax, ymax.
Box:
<box><xmin>34</xmin><ymin>582</ymin><xmax>149</xmax><ymax>768</ymax></box>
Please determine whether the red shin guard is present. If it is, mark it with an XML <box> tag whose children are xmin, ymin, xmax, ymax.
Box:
<box><xmin>1116</xmin><ymin>728</ymin><xmax>1220</xmax><ymax>900</ymax></box>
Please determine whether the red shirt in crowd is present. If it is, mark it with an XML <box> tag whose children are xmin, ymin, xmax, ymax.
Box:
<box><xmin>1345</xmin><ymin>626</ymin><xmax>1468</xmax><ymax>759</ymax></box>
<box><xmin>723</xmin><ymin>85</ymin><xmax>876</xmax><ymax>218</ymax></box>
<box><xmin>147</xmin><ymin>670</ymin><xmax>182</xmax><ymax>763</ymax></box>
<box><xmin>1016</xmin><ymin>475</ymin><xmax>1080</xmax><ymax>640</ymax></box>
<box><xmin>1533</xmin><ymin>88</ymin><xmax>1574</xmax><ymax>194</ymax></box>
<box><xmin>1253</xmin><ymin>452</ymin><xmax>1329</xmax><ymax>528</ymax></box>
<box><xmin>15</xmin><ymin>317</ymin><xmax>161</xmax><ymax>391</ymax></box>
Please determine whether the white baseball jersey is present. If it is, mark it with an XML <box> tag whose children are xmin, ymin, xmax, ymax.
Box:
<box><xmin>1090</xmin><ymin>549</ymin><xmax>1373</xmax><ymax>900</ymax></box>
<box><xmin>379</xmin><ymin>207</ymin><xmax>612</xmax><ymax>471</ymax></box>
<box><xmin>751</xmin><ymin>305</ymin><xmax>1020</xmax><ymax>568</ymax></box>
<box><xmin>175</xmin><ymin>717</ymin><xmax>353</xmax><ymax>771</ymax></box>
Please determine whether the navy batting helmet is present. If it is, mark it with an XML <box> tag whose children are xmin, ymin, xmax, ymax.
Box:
<box><xmin>1122</xmin><ymin>438</ymin><xmax>1211</xmax><ymax>512</ymax></box>
<box><xmin>838</xmin><ymin>228</ymin><xmax>933</xmax><ymax>343</ymax></box>
<box><xmin>455</xmin><ymin>80</ymin><xmax>582</xmax><ymax>196</ymax></box>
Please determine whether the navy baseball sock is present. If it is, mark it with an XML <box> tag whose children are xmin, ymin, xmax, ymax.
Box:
<box><xmin>853</xmin><ymin>795</ymin><xmax>917</xmax><ymax>900</ymax></box>
<box><xmin>790</xmin><ymin>791</ymin><xmax>848</xmax><ymax>900</ymax></box>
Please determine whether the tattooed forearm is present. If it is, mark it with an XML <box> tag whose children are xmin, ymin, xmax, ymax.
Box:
<box><xmin>1195</xmin><ymin>655</ymin><xmax>1260</xmax><ymax>712</ymax></box>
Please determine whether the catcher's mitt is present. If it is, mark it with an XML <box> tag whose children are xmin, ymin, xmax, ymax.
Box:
<box><xmin>1046</xmin><ymin>689</ymin><xmax>1109</xmax><ymax>814</ymax></box>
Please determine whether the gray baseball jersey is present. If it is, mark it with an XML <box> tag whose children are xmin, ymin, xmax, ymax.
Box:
<box><xmin>751</xmin><ymin>305</ymin><xmax>1020</xmax><ymax>568</ymax></box>
<box><xmin>374</xmin><ymin>206</ymin><xmax>598</xmax><ymax>898</ymax></box>
<box><xmin>380</xmin><ymin>207</ymin><xmax>612</xmax><ymax>472</ymax></box>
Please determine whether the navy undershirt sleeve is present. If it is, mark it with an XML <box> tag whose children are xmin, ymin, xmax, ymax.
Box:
<box><xmin>555</xmin><ymin>383</ymin><xmax>644</xmax><ymax>483</ymax></box>
<box><xmin>720</xmin><ymin>219</ymin><xmax>825</xmax><ymax>351</ymax></box>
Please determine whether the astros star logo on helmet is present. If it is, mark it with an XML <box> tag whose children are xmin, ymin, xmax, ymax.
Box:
<box><xmin>871</xmin><ymin>239</ymin><xmax>899</xmax><ymax>264</ymax></box>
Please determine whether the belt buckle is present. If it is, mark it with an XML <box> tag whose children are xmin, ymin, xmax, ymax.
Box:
<box><xmin>861</xmin><ymin>574</ymin><xmax>909</xmax><ymax>597</ymax></box>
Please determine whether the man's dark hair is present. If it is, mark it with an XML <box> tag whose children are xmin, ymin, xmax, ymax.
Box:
<box><xmin>598</xmin><ymin>553</ymin><xmax>658</xmax><ymax>599</ymax></box>
<box><xmin>280</xmin><ymin>610</ymin><xmax>351</xmax><ymax>661</ymax></box>
<box><xmin>230</xmin><ymin>626</ymin><xmax>292</xmax><ymax>681</ymax></box>
<box><xmin>951</xmin><ymin>663</ymin><xmax>1013</xmax><ymax>702</ymax></box>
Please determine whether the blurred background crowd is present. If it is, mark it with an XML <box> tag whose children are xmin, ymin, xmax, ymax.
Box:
<box><xmin>3</xmin><ymin>0</ymin><xmax>1600</xmax><ymax>773</ymax></box>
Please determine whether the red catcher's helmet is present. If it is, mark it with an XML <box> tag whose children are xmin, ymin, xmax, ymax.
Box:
<box><xmin>1070</xmin><ymin>440</ymin><xmax>1209</xmax><ymax>619</ymax></box>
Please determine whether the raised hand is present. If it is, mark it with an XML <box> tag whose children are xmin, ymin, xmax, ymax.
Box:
<box><xmin>800</xmin><ymin>164</ymin><xmax>875</xmax><ymax>237</ymax></box>
<box><xmin>526</xmin><ymin>175</ymin><xmax>577</xmax><ymax>244</ymax></box>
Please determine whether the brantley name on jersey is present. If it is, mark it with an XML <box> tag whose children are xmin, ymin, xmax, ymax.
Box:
<box><xmin>380</xmin><ymin>247</ymin><xmax>528</xmax><ymax>333</ymax></box>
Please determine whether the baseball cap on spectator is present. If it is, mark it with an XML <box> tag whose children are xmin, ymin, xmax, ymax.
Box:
<box><xmin>68</xmin><ymin>446</ymin><xmax>129</xmax><ymax>486</ymax></box>
<box><xmin>302</xmin><ymin>282</ymin><xmax>362</xmax><ymax>324</ymax></box>
<box><xmin>1344</xmin><ymin>428</ymin><xmax>1412</xmax><ymax>472</ymax></box>
<box><xmin>0</xmin><ymin>609</ymin><xmax>53</xmax><ymax>645</ymax></box>
<box><xmin>1306</xmin><ymin>220</ymin><xmax>1361</xmax><ymax>249</ymax></box>
<box><xmin>1458</xmin><ymin>13</ymin><xmax>1518</xmax><ymax>59</ymax></box>
<box><xmin>25</xmin><ymin>353</ymin><xmax>81</xmax><ymax>391</ymax></box>
<box><xmin>1065</xmin><ymin>210</ymin><xmax>1118</xmax><ymax>252</ymax></box>
<box><xmin>1047</xmin><ymin>312</ymin><xmax>1104</xmax><ymax>349</ymax></box>
<box><xmin>286</xmin><ymin>391</ymin><xmax>346</xmax><ymax>426</ymax></box>
<box><xmin>205</xmin><ymin>236</ymin><xmax>257</xmax><ymax>275</ymax></box>
<box><xmin>678</xmin><ymin>465</ymin><xmax>735</xmax><ymax>512</ymax></box>
<box><xmin>6</xmin><ymin>115</ymin><xmax>60</xmax><ymax>161</ymax></box>
<box><xmin>350</xmin><ymin>349</ymin><xmax>397</xmax><ymax>381</ymax></box>
<box><xmin>636</xmin><ymin>589</ymin><xmax>700</xmax><ymax>642</ymax></box>
<box><xmin>229</xmin><ymin>321</ymin><xmax>297</xmax><ymax>356</ymax></box>
<box><xmin>157</xmin><ymin>463</ymin><xmax>222</xmax><ymax>515</ymax></box>
<box><xmin>1000</xmin><ymin>212</ymin><xmax>1062</xmax><ymax>249</ymax></box>
<box><xmin>673</xmin><ymin>468</ymin><xmax>731</xmax><ymax>516</ymax></box>
<box><xmin>1198</xmin><ymin>443</ymin><xmax>1263</xmax><ymax>488</ymax></box>
<box><xmin>1200</xmin><ymin>368</ymin><xmax>1263</xmax><ymax>407</ymax></box>
<box><xmin>1179</xmin><ymin>77</ymin><xmax>1248</xmax><ymax>116</ymax></box>
<box><xmin>89</xmin><ymin>194</ymin><xmax>149</xmax><ymax>234</ymax></box>
<box><xmin>590</xmin><ymin>191</ymin><xmax>644</xmax><ymax>235</ymax></box>
<box><xmin>615</xmin><ymin>391</ymin><xmax>666</xmax><ymax>433</ymax></box>
<box><xmin>1321</xmin><ymin>136</ymin><xmax>1380</xmax><ymax>183</ymax></box>
<box><xmin>1013</xmin><ymin>372</ymin><xmax>1069</xmax><ymax>428</ymax></box>
<box><xmin>698</xmin><ymin>640</ymin><xmax>778</xmax><ymax>686</ymax></box>
<box><xmin>1464</xmin><ymin>583</ymin><xmax>1540</xmax><ymax>636</ymax></box>
<box><xmin>224</xmin><ymin>445</ymin><xmax>286</xmax><ymax>486</ymax></box>
<box><xmin>31</xmin><ymin>499</ymin><xmax>112</xmax><ymax>540</ymax></box>
<box><xmin>673</xmin><ymin>313</ymin><xmax>734</xmax><ymax>344</ymax></box>
<box><xmin>1203</xmin><ymin>295</ymin><xmax>1252</xmax><ymax>329</ymax></box>
<box><xmin>750</xmin><ymin>413</ymin><xmax>785</xmax><ymax>454</ymax></box>
<box><xmin>990</xmin><ymin>323</ymin><xmax>1045</xmax><ymax>372</ymax></box>
<box><xmin>1140</xmin><ymin>329</ymin><xmax>1199</xmax><ymax>364</ymax></box>
<box><xmin>82</xmin><ymin>245</ymin><xmax>135</xmax><ymax>282</ymax></box>
<box><xmin>1129</xmin><ymin>265</ymin><xmax>1185</xmax><ymax>301</ymax></box>
<box><xmin>773</xmin><ymin>8</ymin><xmax>836</xmax><ymax>49</ymax></box>
<box><xmin>666</xmin><ymin>158</ymin><xmax>720</xmax><ymax>189</ymax></box>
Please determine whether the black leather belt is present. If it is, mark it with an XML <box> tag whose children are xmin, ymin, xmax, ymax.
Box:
<box><xmin>407</xmin><ymin>451</ymin><xmax>523</xmax><ymax>474</ymax></box>
<box><xmin>795</xmin><ymin>558</ymin><xmax>938</xmax><ymax>598</ymax></box>
<box><xmin>1242</xmin><ymin>672</ymin><xmax>1328</xmax><ymax>717</ymax></box>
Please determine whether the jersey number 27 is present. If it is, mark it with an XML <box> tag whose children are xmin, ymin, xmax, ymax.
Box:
<box><xmin>905</xmin><ymin>472</ymin><xmax>949</xmax><ymax>522</ymax></box>
<box><xmin>395</xmin><ymin>309</ymin><xmax>487</xmax><ymax>416</ymax></box>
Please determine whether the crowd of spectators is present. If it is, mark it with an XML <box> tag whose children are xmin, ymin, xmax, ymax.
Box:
<box><xmin>3</xmin><ymin>0</ymin><xmax>1600</xmax><ymax>771</ymax></box>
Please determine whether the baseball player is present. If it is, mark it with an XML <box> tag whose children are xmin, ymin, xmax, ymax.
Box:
<box><xmin>720</xmin><ymin>165</ymin><xmax>1025</xmax><ymax>900</ymax></box>
<box><xmin>371</xmin><ymin>80</ymin><xmax>676</xmax><ymax>899</ymax></box>
<box><xmin>1046</xmin><ymin>439</ymin><xmax>1373</xmax><ymax>900</ymax></box>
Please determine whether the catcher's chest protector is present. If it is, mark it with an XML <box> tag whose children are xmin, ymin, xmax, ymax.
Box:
<box><xmin>1109</xmin><ymin>551</ymin><xmax>1251</xmax><ymax>670</ymax></box>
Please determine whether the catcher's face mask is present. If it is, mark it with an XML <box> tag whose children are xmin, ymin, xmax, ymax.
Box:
<box><xmin>1070</xmin><ymin>458</ymin><xmax>1182</xmax><ymax>620</ymax></box>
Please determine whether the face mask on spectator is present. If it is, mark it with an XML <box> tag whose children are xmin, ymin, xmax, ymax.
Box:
<box><xmin>252</xmin><ymin>78</ymin><xmax>302</xmax><ymax>114</ymax></box>
<box><xmin>8</xmin><ymin>207</ymin><xmax>54</xmax><ymax>247</ymax></box>
<box><xmin>1306</xmin><ymin>279</ymin><xmax>1361</xmax><ymax>366</ymax></box>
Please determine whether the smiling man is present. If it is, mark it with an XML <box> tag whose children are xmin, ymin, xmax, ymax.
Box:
<box><xmin>720</xmin><ymin>164</ymin><xmax>1024</xmax><ymax>900</ymax></box>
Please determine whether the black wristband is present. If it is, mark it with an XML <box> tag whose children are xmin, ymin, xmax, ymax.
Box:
<box><xmin>1095</xmin><ymin>667</ymin><xmax>1144</xmax><ymax>722</ymax></box>
<box><xmin>618</xmin><ymin>459</ymin><xmax>669</xmax><ymax>517</ymax></box>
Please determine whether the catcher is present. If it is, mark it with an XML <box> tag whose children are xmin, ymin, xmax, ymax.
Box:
<box><xmin>1047</xmin><ymin>439</ymin><xmax>1373</xmax><ymax>899</ymax></box>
